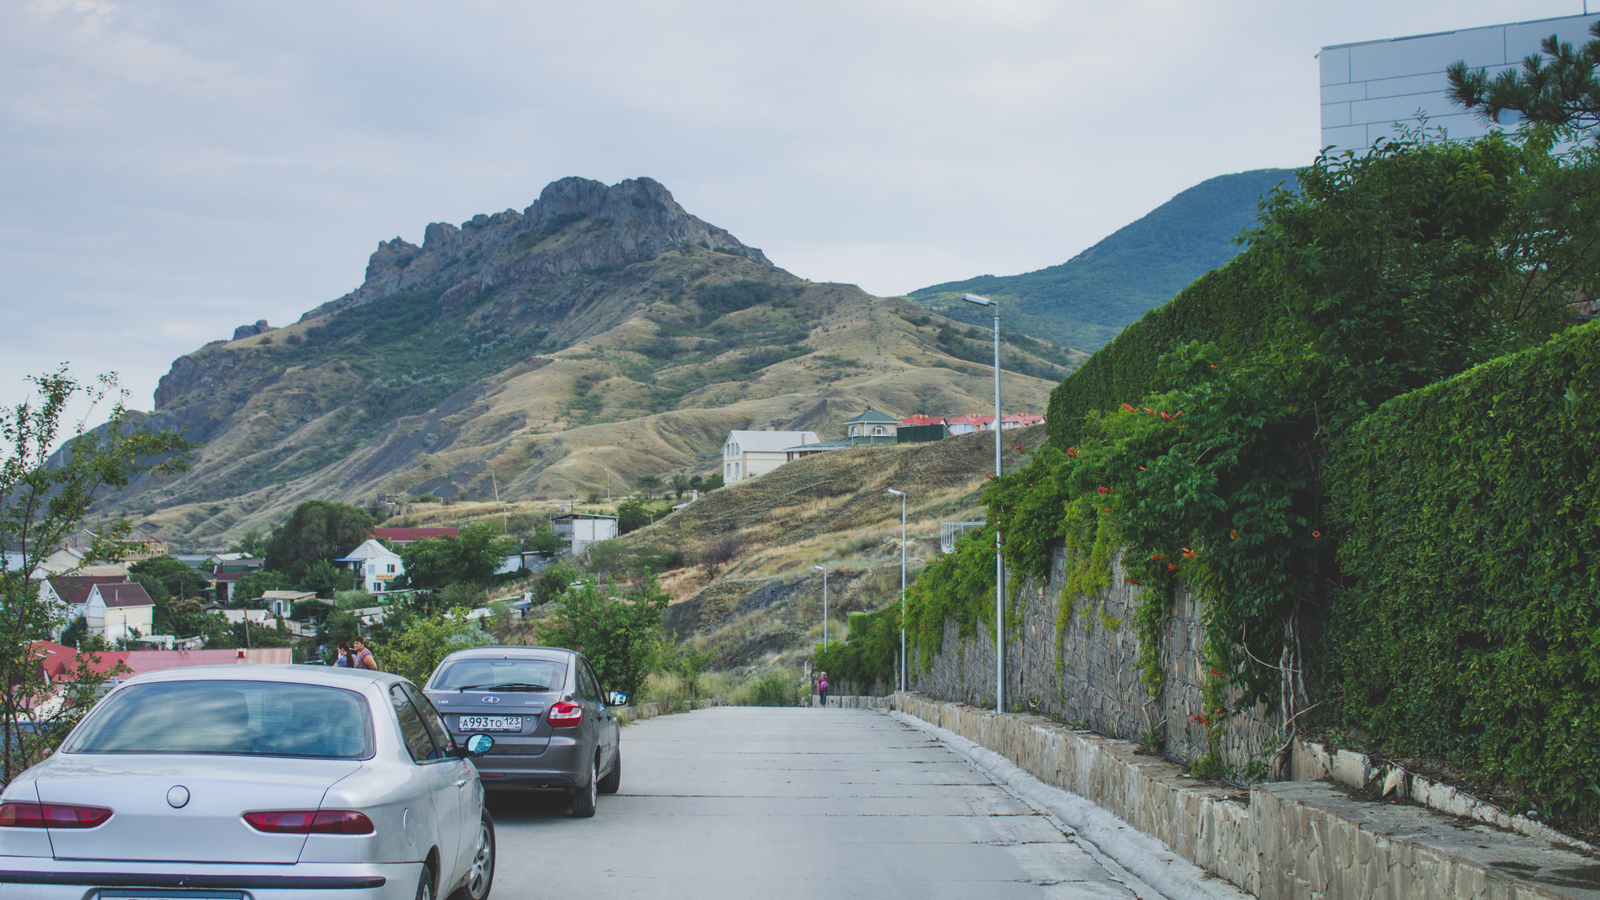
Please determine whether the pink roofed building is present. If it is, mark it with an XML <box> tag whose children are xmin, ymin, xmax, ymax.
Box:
<box><xmin>29</xmin><ymin>642</ymin><xmax>293</xmax><ymax>686</ymax></box>
<box><xmin>897</xmin><ymin>415</ymin><xmax>946</xmax><ymax>427</ymax></box>
<box><xmin>945</xmin><ymin>414</ymin><xmax>994</xmax><ymax>435</ymax></box>
<box><xmin>1000</xmin><ymin>413</ymin><xmax>1046</xmax><ymax>429</ymax></box>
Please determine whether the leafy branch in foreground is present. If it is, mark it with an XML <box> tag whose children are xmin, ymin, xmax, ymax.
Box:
<box><xmin>0</xmin><ymin>368</ymin><xmax>193</xmax><ymax>786</ymax></box>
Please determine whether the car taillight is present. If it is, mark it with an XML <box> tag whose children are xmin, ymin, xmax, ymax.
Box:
<box><xmin>0</xmin><ymin>802</ymin><xmax>112</xmax><ymax>829</ymax></box>
<box><xmin>243</xmin><ymin>810</ymin><xmax>374</xmax><ymax>835</ymax></box>
<box><xmin>548</xmin><ymin>701</ymin><xmax>583</xmax><ymax>728</ymax></box>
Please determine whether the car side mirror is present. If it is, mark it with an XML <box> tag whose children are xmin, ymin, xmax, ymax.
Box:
<box><xmin>464</xmin><ymin>733</ymin><xmax>494</xmax><ymax>758</ymax></box>
<box><xmin>606</xmin><ymin>690</ymin><xmax>628</xmax><ymax>707</ymax></box>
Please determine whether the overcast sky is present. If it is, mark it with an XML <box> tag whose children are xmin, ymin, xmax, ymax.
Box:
<box><xmin>1</xmin><ymin>0</ymin><xmax>1588</xmax><ymax>425</ymax></box>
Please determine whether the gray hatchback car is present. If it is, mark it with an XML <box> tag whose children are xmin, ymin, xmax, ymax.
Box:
<box><xmin>422</xmin><ymin>647</ymin><xmax>621</xmax><ymax>817</ymax></box>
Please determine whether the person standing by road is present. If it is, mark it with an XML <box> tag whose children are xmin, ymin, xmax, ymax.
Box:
<box><xmin>333</xmin><ymin>641</ymin><xmax>352</xmax><ymax>667</ymax></box>
<box><xmin>351</xmin><ymin>639</ymin><xmax>379</xmax><ymax>671</ymax></box>
<box><xmin>817</xmin><ymin>671</ymin><xmax>829</xmax><ymax>708</ymax></box>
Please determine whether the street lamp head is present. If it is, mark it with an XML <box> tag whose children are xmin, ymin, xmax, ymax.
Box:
<box><xmin>886</xmin><ymin>488</ymin><xmax>905</xmax><ymax>497</ymax></box>
<box><xmin>813</xmin><ymin>565</ymin><xmax>826</xmax><ymax>573</ymax></box>
<box><xmin>962</xmin><ymin>293</ymin><xmax>996</xmax><ymax>307</ymax></box>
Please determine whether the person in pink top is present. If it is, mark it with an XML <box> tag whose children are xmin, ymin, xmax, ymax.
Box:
<box><xmin>817</xmin><ymin>672</ymin><xmax>829</xmax><ymax>707</ymax></box>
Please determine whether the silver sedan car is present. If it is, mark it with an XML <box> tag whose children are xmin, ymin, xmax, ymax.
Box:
<box><xmin>0</xmin><ymin>665</ymin><xmax>496</xmax><ymax>900</ymax></box>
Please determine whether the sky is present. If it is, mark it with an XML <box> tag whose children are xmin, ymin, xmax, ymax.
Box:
<box><xmin>1</xmin><ymin>0</ymin><xmax>1590</xmax><ymax>425</ymax></box>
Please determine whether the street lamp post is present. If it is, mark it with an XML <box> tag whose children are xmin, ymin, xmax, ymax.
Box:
<box><xmin>603</xmin><ymin>467</ymin><xmax>611</xmax><ymax>502</ymax></box>
<box><xmin>813</xmin><ymin>565</ymin><xmax>828</xmax><ymax>651</ymax></box>
<box><xmin>963</xmin><ymin>292</ymin><xmax>1004</xmax><ymax>714</ymax></box>
<box><xmin>887</xmin><ymin>487</ymin><xmax>907</xmax><ymax>693</ymax></box>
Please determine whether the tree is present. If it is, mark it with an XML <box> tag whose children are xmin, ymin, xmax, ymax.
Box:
<box><xmin>525</xmin><ymin>526</ymin><xmax>562</xmax><ymax>555</ymax></box>
<box><xmin>699</xmin><ymin>537</ymin><xmax>739</xmax><ymax>577</ymax></box>
<box><xmin>0</xmin><ymin>368</ymin><xmax>192</xmax><ymax>787</ymax></box>
<box><xmin>297</xmin><ymin>558</ymin><xmax>355</xmax><ymax>598</ymax></box>
<box><xmin>369</xmin><ymin>608</ymin><xmax>493</xmax><ymax>683</ymax></box>
<box><xmin>537</xmin><ymin>575</ymin><xmax>669</xmax><ymax>697</ymax></box>
<box><xmin>227</xmin><ymin>529</ymin><xmax>265</xmax><ymax>557</ymax></box>
<box><xmin>1448</xmin><ymin>22</ymin><xmax>1600</xmax><ymax>137</ymax></box>
<box><xmin>128</xmin><ymin>555</ymin><xmax>210</xmax><ymax>634</ymax></box>
<box><xmin>669</xmin><ymin>473</ymin><xmax>691</xmax><ymax>499</ymax></box>
<box><xmin>399</xmin><ymin>522</ymin><xmax>511</xmax><ymax>589</ymax></box>
<box><xmin>636</xmin><ymin>474</ymin><xmax>661</xmax><ymax>498</ymax></box>
<box><xmin>263</xmin><ymin>501</ymin><xmax>375</xmax><ymax>578</ymax></box>
<box><xmin>614</xmin><ymin>497</ymin><xmax>651</xmax><ymax>534</ymax></box>
<box><xmin>231</xmin><ymin>570</ymin><xmax>293</xmax><ymax>607</ymax></box>
<box><xmin>703</xmin><ymin>472</ymin><xmax>724</xmax><ymax>491</ymax></box>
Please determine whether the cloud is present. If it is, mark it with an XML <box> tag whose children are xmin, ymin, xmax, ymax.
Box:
<box><xmin>0</xmin><ymin>0</ymin><xmax>1581</xmax><ymax>420</ymax></box>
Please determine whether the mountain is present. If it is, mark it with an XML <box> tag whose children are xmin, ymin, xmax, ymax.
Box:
<box><xmin>103</xmin><ymin>177</ymin><xmax>1076</xmax><ymax>547</ymax></box>
<box><xmin>907</xmin><ymin>168</ymin><xmax>1295</xmax><ymax>352</ymax></box>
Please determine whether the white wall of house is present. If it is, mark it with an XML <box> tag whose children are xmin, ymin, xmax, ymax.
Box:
<box><xmin>336</xmin><ymin>539</ymin><xmax>405</xmax><ymax>593</ymax></box>
<box><xmin>85</xmin><ymin>588</ymin><xmax>154</xmax><ymax>643</ymax></box>
<box><xmin>722</xmin><ymin>430</ymin><xmax>819</xmax><ymax>484</ymax></box>
<box><xmin>553</xmin><ymin>516</ymin><xmax>619</xmax><ymax>556</ymax></box>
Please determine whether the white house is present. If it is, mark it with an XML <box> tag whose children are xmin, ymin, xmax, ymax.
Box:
<box><xmin>334</xmin><ymin>539</ymin><xmax>405</xmax><ymax>593</ymax></box>
<box><xmin>722</xmin><ymin>430</ymin><xmax>820</xmax><ymax>484</ymax></box>
<box><xmin>85</xmin><ymin>582</ymin><xmax>155</xmax><ymax>643</ymax></box>
<box><xmin>551</xmin><ymin>514</ymin><xmax>620</xmax><ymax>556</ymax></box>
<box><xmin>261</xmin><ymin>589</ymin><xmax>321</xmax><ymax>618</ymax></box>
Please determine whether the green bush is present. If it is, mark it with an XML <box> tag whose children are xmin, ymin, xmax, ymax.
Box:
<box><xmin>746</xmin><ymin>671</ymin><xmax>800</xmax><ymax>707</ymax></box>
<box><xmin>1326</xmin><ymin>320</ymin><xmax>1600</xmax><ymax>825</ymax></box>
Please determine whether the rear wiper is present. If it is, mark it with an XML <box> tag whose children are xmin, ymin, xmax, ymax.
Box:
<box><xmin>457</xmin><ymin>682</ymin><xmax>549</xmax><ymax>692</ymax></box>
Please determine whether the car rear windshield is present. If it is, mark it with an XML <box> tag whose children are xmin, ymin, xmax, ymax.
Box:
<box><xmin>431</xmin><ymin>658</ymin><xmax>565</xmax><ymax>691</ymax></box>
<box><xmin>64</xmin><ymin>680</ymin><xmax>374</xmax><ymax>759</ymax></box>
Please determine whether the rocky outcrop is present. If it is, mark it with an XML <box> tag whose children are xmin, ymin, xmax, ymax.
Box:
<box><xmin>231</xmin><ymin>320</ymin><xmax>274</xmax><ymax>341</ymax></box>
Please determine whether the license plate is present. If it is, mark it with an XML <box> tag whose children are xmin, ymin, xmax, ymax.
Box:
<box><xmin>99</xmin><ymin>893</ymin><xmax>244</xmax><ymax>900</ymax></box>
<box><xmin>459</xmin><ymin>715</ymin><xmax>521</xmax><ymax>732</ymax></box>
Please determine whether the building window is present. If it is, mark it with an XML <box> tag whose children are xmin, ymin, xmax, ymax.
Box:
<box><xmin>873</xmin><ymin>426</ymin><xmax>884</xmax><ymax>436</ymax></box>
<box><xmin>373</xmin><ymin>582</ymin><xmax>385</xmax><ymax>593</ymax></box>
<box><xmin>387</xmin><ymin>564</ymin><xmax>396</xmax><ymax>574</ymax></box>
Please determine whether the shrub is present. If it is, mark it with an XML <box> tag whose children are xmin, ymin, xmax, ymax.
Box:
<box><xmin>746</xmin><ymin>671</ymin><xmax>800</xmax><ymax>707</ymax></box>
<box><xmin>1326</xmin><ymin>320</ymin><xmax>1600</xmax><ymax>827</ymax></box>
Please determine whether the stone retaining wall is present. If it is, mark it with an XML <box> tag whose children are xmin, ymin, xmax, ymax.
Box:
<box><xmin>893</xmin><ymin>693</ymin><xmax>1597</xmax><ymax>900</ymax></box>
<box><xmin>909</xmin><ymin>547</ymin><xmax>1281</xmax><ymax>771</ymax></box>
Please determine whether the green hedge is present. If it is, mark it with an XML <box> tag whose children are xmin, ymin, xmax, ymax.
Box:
<box><xmin>1327</xmin><ymin>320</ymin><xmax>1600</xmax><ymax>821</ymax></box>
<box><xmin>1046</xmin><ymin>253</ymin><xmax>1278</xmax><ymax>449</ymax></box>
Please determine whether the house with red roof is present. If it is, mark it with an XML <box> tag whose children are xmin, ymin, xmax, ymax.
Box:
<box><xmin>28</xmin><ymin>641</ymin><xmax>293</xmax><ymax>687</ymax></box>
<box><xmin>372</xmin><ymin>527</ymin><xmax>458</xmax><ymax>545</ymax></box>
<box><xmin>1000</xmin><ymin>413</ymin><xmax>1046</xmax><ymax>429</ymax></box>
<box><xmin>38</xmin><ymin>575</ymin><xmax>131</xmax><ymax>634</ymax></box>
<box><xmin>945</xmin><ymin>414</ymin><xmax>994</xmax><ymax>435</ymax></box>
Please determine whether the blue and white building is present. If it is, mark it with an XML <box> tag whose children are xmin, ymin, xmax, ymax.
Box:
<box><xmin>1321</xmin><ymin>13</ymin><xmax>1600</xmax><ymax>155</ymax></box>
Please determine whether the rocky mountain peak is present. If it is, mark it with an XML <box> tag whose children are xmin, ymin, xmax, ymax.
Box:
<box><xmin>298</xmin><ymin>176</ymin><xmax>770</xmax><ymax>324</ymax></box>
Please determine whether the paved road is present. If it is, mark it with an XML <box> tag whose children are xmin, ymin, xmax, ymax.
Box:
<box><xmin>487</xmin><ymin>706</ymin><xmax>1152</xmax><ymax>899</ymax></box>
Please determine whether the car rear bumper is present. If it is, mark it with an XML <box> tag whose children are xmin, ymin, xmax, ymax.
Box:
<box><xmin>0</xmin><ymin>859</ymin><xmax>424</xmax><ymax>899</ymax></box>
<box><xmin>471</xmin><ymin>735</ymin><xmax>591</xmax><ymax>792</ymax></box>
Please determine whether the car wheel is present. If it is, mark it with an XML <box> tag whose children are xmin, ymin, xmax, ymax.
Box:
<box><xmin>449</xmin><ymin>811</ymin><xmax>495</xmax><ymax>900</ymax></box>
<box><xmin>597</xmin><ymin>748</ymin><xmax>621</xmax><ymax>794</ymax></box>
<box><xmin>415</xmin><ymin>862</ymin><xmax>436</xmax><ymax>900</ymax></box>
<box><xmin>570</xmin><ymin>758</ymin><xmax>598</xmax><ymax>817</ymax></box>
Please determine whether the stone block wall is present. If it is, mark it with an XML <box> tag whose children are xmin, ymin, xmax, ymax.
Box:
<box><xmin>908</xmin><ymin>546</ymin><xmax>1283</xmax><ymax>771</ymax></box>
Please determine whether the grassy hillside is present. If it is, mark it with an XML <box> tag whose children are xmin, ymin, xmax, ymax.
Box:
<box><xmin>100</xmin><ymin>178</ymin><xmax>1073</xmax><ymax>547</ymax></box>
<box><xmin>908</xmin><ymin>168</ymin><xmax>1294</xmax><ymax>351</ymax></box>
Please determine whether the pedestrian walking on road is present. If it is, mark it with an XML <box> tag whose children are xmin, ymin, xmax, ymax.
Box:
<box><xmin>334</xmin><ymin>641</ymin><xmax>352</xmax><ymax>667</ymax></box>
<box><xmin>817</xmin><ymin>672</ymin><xmax>829</xmax><ymax>708</ymax></box>
<box><xmin>351</xmin><ymin>639</ymin><xmax>379</xmax><ymax>671</ymax></box>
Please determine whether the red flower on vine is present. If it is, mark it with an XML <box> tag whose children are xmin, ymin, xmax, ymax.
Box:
<box><xmin>1122</xmin><ymin>403</ymin><xmax>1135</xmax><ymax>412</ymax></box>
<box><xmin>1066</xmin><ymin>447</ymin><xmax>1078</xmax><ymax>457</ymax></box>
<box><xmin>1014</xmin><ymin>445</ymin><xmax>1023</xmax><ymax>451</ymax></box>
<box><xmin>1150</xmin><ymin>553</ymin><xmax>1166</xmax><ymax>562</ymax></box>
<box><xmin>1128</xmin><ymin>579</ymin><xmax>1142</xmax><ymax>586</ymax></box>
<box><xmin>1209</xmin><ymin>668</ymin><xmax>1223</xmax><ymax>678</ymax></box>
<box><xmin>1097</xmin><ymin>486</ymin><xmax>1110</xmax><ymax>494</ymax></box>
<box><xmin>1160</xmin><ymin>411</ymin><xmax>1173</xmax><ymax>421</ymax></box>
<box><xmin>1312</xmin><ymin>530</ymin><xmax>1322</xmax><ymax>539</ymax></box>
<box><xmin>1138</xmin><ymin>466</ymin><xmax>1147</xmax><ymax>471</ymax></box>
<box><xmin>1182</xmin><ymin>547</ymin><xmax>1197</xmax><ymax>560</ymax></box>
<box><xmin>1168</xmin><ymin>563</ymin><xmax>1178</xmax><ymax>572</ymax></box>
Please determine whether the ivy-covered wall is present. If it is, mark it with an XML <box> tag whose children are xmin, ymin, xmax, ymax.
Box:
<box><xmin>1326</xmin><ymin>319</ymin><xmax>1600</xmax><ymax>817</ymax></box>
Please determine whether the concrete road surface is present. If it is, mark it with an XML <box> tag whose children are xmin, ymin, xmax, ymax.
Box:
<box><xmin>486</xmin><ymin>706</ymin><xmax>1159</xmax><ymax>899</ymax></box>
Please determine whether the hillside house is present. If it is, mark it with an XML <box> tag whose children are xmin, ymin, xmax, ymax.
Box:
<box><xmin>335</xmin><ymin>539</ymin><xmax>406</xmax><ymax>593</ymax></box>
<box><xmin>261</xmin><ymin>589</ymin><xmax>321</xmax><ymax>617</ymax></box>
<box><xmin>551</xmin><ymin>513</ymin><xmax>619</xmax><ymax>556</ymax></box>
<box><xmin>1000</xmin><ymin>413</ymin><xmax>1046</xmax><ymax>429</ymax></box>
<box><xmin>39</xmin><ymin>575</ymin><xmax>132</xmax><ymax>635</ymax></box>
<box><xmin>783</xmin><ymin>437</ymin><xmax>854</xmax><ymax>462</ymax></box>
<box><xmin>85</xmin><ymin>582</ymin><xmax>155</xmax><ymax>643</ymax></box>
<box><xmin>897</xmin><ymin>415</ymin><xmax>949</xmax><ymax>444</ymax></box>
<box><xmin>843</xmin><ymin>408</ymin><xmax>899</xmax><ymax>445</ymax></box>
<box><xmin>200</xmin><ymin>571</ymin><xmax>248</xmax><ymax>606</ymax></box>
<box><xmin>945</xmin><ymin>414</ymin><xmax>993</xmax><ymax>435</ymax></box>
<box><xmin>722</xmin><ymin>430</ymin><xmax>821</xmax><ymax>483</ymax></box>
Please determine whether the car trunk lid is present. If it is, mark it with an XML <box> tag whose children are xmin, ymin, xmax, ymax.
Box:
<box><xmin>35</xmin><ymin>755</ymin><xmax>361</xmax><ymax>863</ymax></box>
